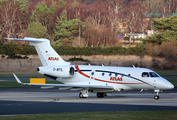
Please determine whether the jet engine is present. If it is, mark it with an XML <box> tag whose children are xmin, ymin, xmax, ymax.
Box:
<box><xmin>37</xmin><ymin>65</ymin><xmax>75</xmax><ymax>78</ymax></box>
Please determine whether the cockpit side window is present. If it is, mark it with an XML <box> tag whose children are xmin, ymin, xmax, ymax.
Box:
<box><xmin>142</xmin><ymin>72</ymin><xmax>149</xmax><ymax>77</ymax></box>
<box><xmin>149</xmin><ymin>72</ymin><xmax>159</xmax><ymax>77</ymax></box>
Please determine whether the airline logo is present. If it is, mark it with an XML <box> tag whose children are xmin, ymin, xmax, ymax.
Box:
<box><xmin>110</xmin><ymin>77</ymin><xmax>123</xmax><ymax>81</ymax></box>
<box><xmin>48</xmin><ymin>57</ymin><xmax>59</xmax><ymax>61</ymax></box>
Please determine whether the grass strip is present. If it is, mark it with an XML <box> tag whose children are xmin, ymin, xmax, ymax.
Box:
<box><xmin>0</xmin><ymin>80</ymin><xmax>61</xmax><ymax>87</ymax></box>
<box><xmin>0</xmin><ymin>74</ymin><xmax>45</xmax><ymax>78</ymax></box>
<box><xmin>155</xmin><ymin>70</ymin><xmax>177</xmax><ymax>76</ymax></box>
<box><xmin>166</xmin><ymin>78</ymin><xmax>177</xmax><ymax>87</ymax></box>
<box><xmin>0</xmin><ymin>110</ymin><xmax>177</xmax><ymax>120</ymax></box>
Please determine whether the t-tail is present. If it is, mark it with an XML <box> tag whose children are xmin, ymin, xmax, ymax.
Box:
<box><xmin>6</xmin><ymin>37</ymin><xmax>70</xmax><ymax>66</ymax></box>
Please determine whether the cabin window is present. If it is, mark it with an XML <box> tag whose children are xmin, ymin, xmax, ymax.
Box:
<box><xmin>121</xmin><ymin>74</ymin><xmax>124</xmax><ymax>77</ymax></box>
<box><xmin>109</xmin><ymin>73</ymin><xmax>112</xmax><ymax>76</ymax></box>
<box><xmin>142</xmin><ymin>72</ymin><xmax>149</xmax><ymax>77</ymax></box>
<box><xmin>91</xmin><ymin>72</ymin><xmax>94</xmax><ymax>76</ymax></box>
<box><xmin>128</xmin><ymin>74</ymin><xmax>131</xmax><ymax>77</ymax></box>
<box><xmin>149</xmin><ymin>72</ymin><xmax>159</xmax><ymax>77</ymax></box>
<box><xmin>115</xmin><ymin>73</ymin><xmax>118</xmax><ymax>77</ymax></box>
<box><xmin>102</xmin><ymin>73</ymin><xmax>105</xmax><ymax>76</ymax></box>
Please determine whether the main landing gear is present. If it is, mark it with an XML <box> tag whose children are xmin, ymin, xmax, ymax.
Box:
<box><xmin>79</xmin><ymin>89</ymin><xmax>90</xmax><ymax>98</ymax></box>
<box><xmin>97</xmin><ymin>93</ymin><xmax>107</xmax><ymax>98</ymax></box>
<box><xmin>79</xmin><ymin>91</ymin><xmax>107</xmax><ymax>98</ymax></box>
<box><xmin>154</xmin><ymin>90</ymin><xmax>160</xmax><ymax>100</ymax></box>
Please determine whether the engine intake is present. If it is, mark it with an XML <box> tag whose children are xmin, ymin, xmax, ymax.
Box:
<box><xmin>69</xmin><ymin>67</ymin><xmax>75</xmax><ymax>75</ymax></box>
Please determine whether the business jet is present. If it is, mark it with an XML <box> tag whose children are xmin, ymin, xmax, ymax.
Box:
<box><xmin>6</xmin><ymin>37</ymin><xmax>174</xmax><ymax>100</ymax></box>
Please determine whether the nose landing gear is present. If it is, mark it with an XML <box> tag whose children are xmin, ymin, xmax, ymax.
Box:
<box><xmin>154</xmin><ymin>95</ymin><xmax>159</xmax><ymax>100</ymax></box>
<box><xmin>154</xmin><ymin>90</ymin><xmax>161</xmax><ymax>100</ymax></box>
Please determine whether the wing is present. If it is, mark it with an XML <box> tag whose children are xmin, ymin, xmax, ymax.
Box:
<box><xmin>13</xmin><ymin>74</ymin><xmax>114</xmax><ymax>91</ymax></box>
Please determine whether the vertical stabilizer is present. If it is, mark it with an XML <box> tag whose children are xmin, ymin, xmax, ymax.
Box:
<box><xmin>6</xmin><ymin>37</ymin><xmax>70</xmax><ymax>66</ymax></box>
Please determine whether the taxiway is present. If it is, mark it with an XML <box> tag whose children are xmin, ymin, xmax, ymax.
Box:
<box><xmin>0</xmin><ymin>87</ymin><xmax>177</xmax><ymax>115</ymax></box>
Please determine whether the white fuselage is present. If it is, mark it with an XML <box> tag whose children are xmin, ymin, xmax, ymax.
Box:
<box><xmin>39</xmin><ymin>65</ymin><xmax>174</xmax><ymax>92</ymax></box>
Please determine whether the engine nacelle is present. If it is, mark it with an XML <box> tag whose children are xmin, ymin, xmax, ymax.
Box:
<box><xmin>37</xmin><ymin>65</ymin><xmax>75</xmax><ymax>78</ymax></box>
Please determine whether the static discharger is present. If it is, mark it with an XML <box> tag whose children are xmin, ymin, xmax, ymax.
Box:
<box><xmin>30</xmin><ymin>78</ymin><xmax>46</xmax><ymax>84</ymax></box>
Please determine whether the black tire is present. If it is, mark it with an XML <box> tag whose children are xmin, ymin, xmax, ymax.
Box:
<box><xmin>79</xmin><ymin>93</ymin><xmax>83</xmax><ymax>98</ymax></box>
<box><xmin>97</xmin><ymin>93</ymin><xmax>104</xmax><ymax>98</ymax></box>
<box><xmin>154</xmin><ymin>95</ymin><xmax>159</xmax><ymax>100</ymax></box>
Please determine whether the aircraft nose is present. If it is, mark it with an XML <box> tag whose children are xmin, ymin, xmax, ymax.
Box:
<box><xmin>166</xmin><ymin>82</ymin><xmax>174</xmax><ymax>89</ymax></box>
<box><xmin>161</xmin><ymin>79</ymin><xmax>174</xmax><ymax>89</ymax></box>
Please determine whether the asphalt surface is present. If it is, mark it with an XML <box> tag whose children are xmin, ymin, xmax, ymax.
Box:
<box><xmin>0</xmin><ymin>101</ymin><xmax>177</xmax><ymax>115</ymax></box>
<box><xmin>0</xmin><ymin>76</ymin><xmax>177</xmax><ymax>115</ymax></box>
<box><xmin>0</xmin><ymin>87</ymin><xmax>177</xmax><ymax>115</ymax></box>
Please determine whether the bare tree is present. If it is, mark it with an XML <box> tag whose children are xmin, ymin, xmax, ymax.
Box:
<box><xmin>143</xmin><ymin>0</ymin><xmax>163</xmax><ymax>13</ymax></box>
<box><xmin>0</xmin><ymin>0</ymin><xmax>23</xmax><ymax>40</ymax></box>
<box><xmin>86</xmin><ymin>1</ymin><xmax>108</xmax><ymax>27</ymax></box>
<box><xmin>136</xmin><ymin>13</ymin><xmax>147</xmax><ymax>34</ymax></box>
<box><xmin>107</xmin><ymin>0</ymin><xmax>124</xmax><ymax>31</ymax></box>
<box><xmin>24</xmin><ymin>1</ymin><xmax>38</xmax><ymax>30</ymax></box>
<box><xmin>123</xmin><ymin>1</ymin><xmax>147</xmax><ymax>44</ymax></box>
<box><xmin>159</xmin><ymin>2</ymin><xmax>171</xmax><ymax>17</ymax></box>
<box><xmin>166</xmin><ymin>0</ymin><xmax>177</xmax><ymax>13</ymax></box>
<box><xmin>77</xmin><ymin>22</ymin><xmax>82</xmax><ymax>46</ymax></box>
<box><xmin>72</xmin><ymin>3</ymin><xmax>85</xmax><ymax>20</ymax></box>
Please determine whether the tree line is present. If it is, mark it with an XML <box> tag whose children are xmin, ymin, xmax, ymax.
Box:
<box><xmin>1</xmin><ymin>0</ymin><xmax>177</xmax><ymax>47</ymax></box>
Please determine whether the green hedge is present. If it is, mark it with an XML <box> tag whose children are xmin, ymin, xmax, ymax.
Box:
<box><xmin>0</xmin><ymin>43</ymin><xmax>146</xmax><ymax>56</ymax></box>
<box><xmin>54</xmin><ymin>46</ymin><xmax>145</xmax><ymax>55</ymax></box>
<box><xmin>0</xmin><ymin>43</ymin><xmax>37</xmax><ymax>55</ymax></box>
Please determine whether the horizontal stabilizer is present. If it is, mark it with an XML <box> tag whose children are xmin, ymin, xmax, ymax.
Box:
<box><xmin>5</xmin><ymin>37</ymin><xmax>45</xmax><ymax>43</ymax></box>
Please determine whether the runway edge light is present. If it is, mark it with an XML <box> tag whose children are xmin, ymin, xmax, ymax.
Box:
<box><xmin>30</xmin><ymin>78</ymin><xmax>46</xmax><ymax>84</ymax></box>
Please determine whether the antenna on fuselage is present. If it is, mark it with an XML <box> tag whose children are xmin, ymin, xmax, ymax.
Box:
<box><xmin>132</xmin><ymin>65</ymin><xmax>136</xmax><ymax>68</ymax></box>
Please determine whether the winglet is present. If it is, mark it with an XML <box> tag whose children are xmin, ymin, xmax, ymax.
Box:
<box><xmin>13</xmin><ymin>73</ymin><xmax>23</xmax><ymax>84</ymax></box>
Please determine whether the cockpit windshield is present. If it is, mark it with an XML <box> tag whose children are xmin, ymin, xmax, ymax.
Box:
<box><xmin>149</xmin><ymin>72</ymin><xmax>159</xmax><ymax>77</ymax></box>
<box><xmin>142</xmin><ymin>72</ymin><xmax>149</xmax><ymax>77</ymax></box>
<box><xmin>142</xmin><ymin>72</ymin><xmax>159</xmax><ymax>77</ymax></box>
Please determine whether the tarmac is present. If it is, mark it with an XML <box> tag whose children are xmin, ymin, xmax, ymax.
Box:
<box><xmin>0</xmin><ymin>87</ymin><xmax>177</xmax><ymax>115</ymax></box>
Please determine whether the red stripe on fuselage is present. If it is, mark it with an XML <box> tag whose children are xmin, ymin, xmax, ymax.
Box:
<box><xmin>75</xmin><ymin>65</ymin><xmax>90</xmax><ymax>78</ymax></box>
<box><xmin>75</xmin><ymin>65</ymin><xmax>145</xmax><ymax>85</ymax></box>
<box><xmin>94</xmin><ymin>78</ymin><xmax>144</xmax><ymax>84</ymax></box>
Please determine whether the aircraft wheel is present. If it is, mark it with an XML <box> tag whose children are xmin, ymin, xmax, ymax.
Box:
<box><xmin>97</xmin><ymin>93</ymin><xmax>104</xmax><ymax>98</ymax></box>
<box><xmin>154</xmin><ymin>95</ymin><xmax>159</xmax><ymax>100</ymax></box>
<box><xmin>79</xmin><ymin>93</ymin><xmax>84</xmax><ymax>98</ymax></box>
<box><xmin>79</xmin><ymin>92</ymin><xmax>86</xmax><ymax>98</ymax></box>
